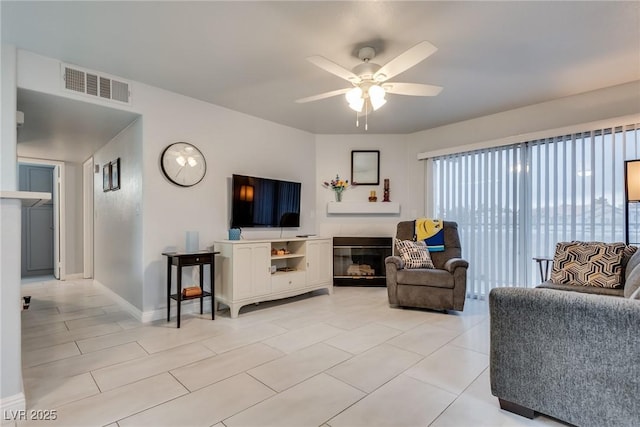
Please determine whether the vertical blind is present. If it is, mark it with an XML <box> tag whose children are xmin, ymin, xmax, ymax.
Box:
<box><xmin>431</xmin><ymin>123</ymin><xmax>639</xmax><ymax>298</ymax></box>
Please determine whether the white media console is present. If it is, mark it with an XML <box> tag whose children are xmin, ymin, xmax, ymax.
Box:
<box><xmin>214</xmin><ymin>237</ymin><xmax>333</xmax><ymax>318</ymax></box>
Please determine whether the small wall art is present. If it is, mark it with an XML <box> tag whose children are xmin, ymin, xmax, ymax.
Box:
<box><xmin>111</xmin><ymin>158</ymin><xmax>121</xmax><ymax>191</ymax></box>
<box><xmin>103</xmin><ymin>163</ymin><xmax>111</xmax><ymax>192</ymax></box>
<box><xmin>102</xmin><ymin>158</ymin><xmax>121</xmax><ymax>191</ymax></box>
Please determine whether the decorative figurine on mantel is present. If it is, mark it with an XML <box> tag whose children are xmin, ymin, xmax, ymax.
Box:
<box><xmin>369</xmin><ymin>190</ymin><xmax>377</xmax><ymax>202</ymax></box>
<box><xmin>383</xmin><ymin>178</ymin><xmax>391</xmax><ymax>202</ymax></box>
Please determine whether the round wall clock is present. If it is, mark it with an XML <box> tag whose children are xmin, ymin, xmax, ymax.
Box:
<box><xmin>160</xmin><ymin>142</ymin><xmax>207</xmax><ymax>187</ymax></box>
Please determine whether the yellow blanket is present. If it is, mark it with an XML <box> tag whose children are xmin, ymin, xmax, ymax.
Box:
<box><xmin>416</xmin><ymin>218</ymin><xmax>445</xmax><ymax>252</ymax></box>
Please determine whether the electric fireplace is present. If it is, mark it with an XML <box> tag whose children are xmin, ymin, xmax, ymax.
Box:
<box><xmin>333</xmin><ymin>237</ymin><xmax>393</xmax><ymax>286</ymax></box>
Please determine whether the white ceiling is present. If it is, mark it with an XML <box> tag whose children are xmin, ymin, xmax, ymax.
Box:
<box><xmin>3</xmin><ymin>1</ymin><xmax>640</xmax><ymax>145</ymax></box>
<box><xmin>16</xmin><ymin>89</ymin><xmax>140</xmax><ymax>163</ymax></box>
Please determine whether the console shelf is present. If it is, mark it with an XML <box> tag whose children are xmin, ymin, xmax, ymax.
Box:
<box><xmin>271</xmin><ymin>254</ymin><xmax>305</xmax><ymax>260</ymax></box>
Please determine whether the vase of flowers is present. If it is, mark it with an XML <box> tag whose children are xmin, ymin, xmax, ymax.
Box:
<box><xmin>323</xmin><ymin>174</ymin><xmax>350</xmax><ymax>202</ymax></box>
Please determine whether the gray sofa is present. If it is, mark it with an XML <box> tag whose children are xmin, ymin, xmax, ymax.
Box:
<box><xmin>489</xmin><ymin>249</ymin><xmax>640</xmax><ymax>426</ymax></box>
<box><xmin>385</xmin><ymin>220</ymin><xmax>468</xmax><ymax>311</ymax></box>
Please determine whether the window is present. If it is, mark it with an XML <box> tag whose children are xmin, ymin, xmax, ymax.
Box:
<box><xmin>431</xmin><ymin>124</ymin><xmax>640</xmax><ymax>298</ymax></box>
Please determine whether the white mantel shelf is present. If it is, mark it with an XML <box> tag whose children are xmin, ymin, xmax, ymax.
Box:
<box><xmin>0</xmin><ymin>191</ymin><xmax>52</xmax><ymax>207</ymax></box>
<box><xmin>327</xmin><ymin>201</ymin><xmax>400</xmax><ymax>215</ymax></box>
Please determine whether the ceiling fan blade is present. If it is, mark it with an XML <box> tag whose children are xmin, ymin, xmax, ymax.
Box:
<box><xmin>374</xmin><ymin>41</ymin><xmax>438</xmax><ymax>82</ymax></box>
<box><xmin>383</xmin><ymin>82</ymin><xmax>443</xmax><ymax>96</ymax></box>
<box><xmin>307</xmin><ymin>56</ymin><xmax>361</xmax><ymax>83</ymax></box>
<box><xmin>295</xmin><ymin>88</ymin><xmax>351</xmax><ymax>103</ymax></box>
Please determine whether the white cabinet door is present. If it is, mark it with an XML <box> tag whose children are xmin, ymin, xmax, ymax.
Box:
<box><xmin>233</xmin><ymin>243</ymin><xmax>271</xmax><ymax>299</ymax></box>
<box><xmin>251</xmin><ymin>243</ymin><xmax>272</xmax><ymax>296</ymax></box>
<box><xmin>233</xmin><ymin>245</ymin><xmax>254</xmax><ymax>299</ymax></box>
<box><xmin>306</xmin><ymin>239</ymin><xmax>333</xmax><ymax>286</ymax></box>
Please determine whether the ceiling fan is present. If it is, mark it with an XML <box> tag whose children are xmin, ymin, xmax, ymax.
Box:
<box><xmin>296</xmin><ymin>41</ymin><xmax>443</xmax><ymax>130</ymax></box>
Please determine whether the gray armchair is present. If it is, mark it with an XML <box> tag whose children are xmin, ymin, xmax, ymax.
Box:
<box><xmin>385</xmin><ymin>220</ymin><xmax>468</xmax><ymax>311</ymax></box>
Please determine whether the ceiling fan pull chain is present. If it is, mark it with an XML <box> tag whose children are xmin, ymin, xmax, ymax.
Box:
<box><xmin>365</xmin><ymin>102</ymin><xmax>369</xmax><ymax>131</ymax></box>
<box><xmin>355</xmin><ymin>110</ymin><xmax>359</xmax><ymax>128</ymax></box>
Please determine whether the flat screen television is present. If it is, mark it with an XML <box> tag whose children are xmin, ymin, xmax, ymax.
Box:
<box><xmin>231</xmin><ymin>174</ymin><xmax>301</xmax><ymax>228</ymax></box>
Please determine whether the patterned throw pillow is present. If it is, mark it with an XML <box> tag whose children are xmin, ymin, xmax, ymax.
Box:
<box><xmin>550</xmin><ymin>241</ymin><xmax>626</xmax><ymax>288</ymax></box>
<box><xmin>582</xmin><ymin>242</ymin><xmax>638</xmax><ymax>268</ymax></box>
<box><xmin>395</xmin><ymin>240</ymin><xmax>435</xmax><ymax>269</ymax></box>
<box><xmin>622</xmin><ymin>245</ymin><xmax>638</xmax><ymax>268</ymax></box>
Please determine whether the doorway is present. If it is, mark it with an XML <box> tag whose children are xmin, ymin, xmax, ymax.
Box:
<box><xmin>18</xmin><ymin>158</ymin><xmax>65</xmax><ymax>280</ymax></box>
<box><xmin>19</xmin><ymin>164</ymin><xmax>55</xmax><ymax>277</ymax></box>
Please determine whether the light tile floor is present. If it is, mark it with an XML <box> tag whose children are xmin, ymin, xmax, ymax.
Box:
<box><xmin>8</xmin><ymin>279</ymin><xmax>570</xmax><ymax>427</ymax></box>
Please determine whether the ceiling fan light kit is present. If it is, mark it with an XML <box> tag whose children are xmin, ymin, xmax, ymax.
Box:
<box><xmin>346</xmin><ymin>87</ymin><xmax>364</xmax><ymax>111</ymax></box>
<box><xmin>367</xmin><ymin>84</ymin><xmax>387</xmax><ymax>110</ymax></box>
<box><xmin>297</xmin><ymin>41</ymin><xmax>443</xmax><ymax>130</ymax></box>
<box><xmin>345</xmin><ymin>84</ymin><xmax>386</xmax><ymax>112</ymax></box>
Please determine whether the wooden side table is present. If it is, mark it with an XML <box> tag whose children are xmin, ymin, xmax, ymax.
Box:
<box><xmin>162</xmin><ymin>250</ymin><xmax>219</xmax><ymax>328</ymax></box>
<box><xmin>533</xmin><ymin>256</ymin><xmax>553</xmax><ymax>282</ymax></box>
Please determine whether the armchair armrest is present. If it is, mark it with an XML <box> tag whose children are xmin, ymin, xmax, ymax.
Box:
<box><xmin>385</xmin><ymin>255</ymin><xmax>404</xmax><ymax>270</ymax></box>
<box><xmin>385</xmin><ymin>256</ymin><xmax>404</xmax><ymax>306</ymax></box>
<box><xmin>443</xmin><ymin>257</ymin><xmax>468</xmax><ymax>273</ymax></box>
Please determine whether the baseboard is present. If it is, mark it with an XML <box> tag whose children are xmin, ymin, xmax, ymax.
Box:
<box><xmin>63</xmin><ymin>273</ymin><xmax>84</xmax><ymax>280</ymax></box>
<box><xmin>92</xmin><ymin>279</ymin><xmax>144</xmax><ymax>322</ymax></box>
<box><xmin>140</xmin><ymin>307</ymin><xmax>165</xmax><ymax>323</ymax></box>
<box><xmin>1</xmin><ymin>392</ymin><xmax>26</xmax><ymax>421</ymax></box>
<box><xmin>93</xmin><ymin>280</ymin><xmax>211</xmax><ymax>324</ymax></box>
<box><xmin>141</xmin><ymin>301</ymin><xmax>212</xmax><ymax>323</ymax></box>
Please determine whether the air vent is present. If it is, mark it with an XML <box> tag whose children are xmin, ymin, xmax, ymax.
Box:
<box><xmin>99</xmin><ymin>76</ymin><xmax>111</xmax><ymax>98</ymax></box>
<box><xmin>62</xmin><ymin>64</ymin><xmax>131</xmax><ymax>104</ymax></box>
<box><xmin>86</xmin><ymin>73</ymin><xmax>98</xmax><ymax>96</ymax></box>
<box><xmin>111</xmin><ymin>80</ymin><xmax>129</xmax><ymax>103</ymax></box>
<box><xmin>65</xmin><ymin>67</ymin><xmax>85</xmax><ymax>93</ymax></box>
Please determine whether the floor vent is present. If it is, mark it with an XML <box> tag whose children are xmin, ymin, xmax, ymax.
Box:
<box><xmin>62</xmin><ymin>64</ymin><xmax>131</xmax><ymax>104</ymax></box>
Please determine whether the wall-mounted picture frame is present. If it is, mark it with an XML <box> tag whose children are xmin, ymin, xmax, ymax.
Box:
<box><xmin>103</xmin><ymin>163</ymin><xmax>111</xmax><ymax>192</ymax></box>
<box><xmin>111</xmin><ymin>158</ymin><xmax>120</xmax><ymax>191</ymax></box>
<box><xmin>351</xmin><ymin>150</ymin><xmax>380</xmax><ymax>185</ymax></box>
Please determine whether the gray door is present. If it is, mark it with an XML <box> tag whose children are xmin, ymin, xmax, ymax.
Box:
<box><xmin>19</xmin><ymin>165</ymin><xmax>55</xmax><ymax>277</ymax></box>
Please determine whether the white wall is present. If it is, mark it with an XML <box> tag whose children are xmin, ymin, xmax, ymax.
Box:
<box><xmin>136</xmin><ymin>85</ymin><xmax>316</xmax><ymax>313</ymax></box>
<box><xmin>0</xmin><ymin>43</ymin><xmax>25</xmax><ymax>410</ymax></box>
<box><xmin>315</xmin><ymin>134</ymin><xmax>414</xmax><ymax>238</ymax></box>
<box><xmin>1</xmin><ymin>45</ymin><xmax>17</xmax><ymax>190</ymax></box>
<box><xmin>93</xmin><ymin>119</ymin><xmax>144</xmax><ymax>309</ymax></box>
<box><xmin>65</xmin><ymin>162</ymin><xmax>83</xmax><ymax>274</ymax></box>
<box><xmin>0</xmin><ymin>199</ymin><xmax>23</xmax><ymax>408</ymax></box>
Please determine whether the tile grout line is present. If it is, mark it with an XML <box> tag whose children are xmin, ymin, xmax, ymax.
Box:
<box><xmin>108</xmin><ymin>374</ymin><xmax>190</xmax><ymax>426</ymax></box>
<box><xmin>20</xmin><ymin>282</ymin><xmax>510</xmax><ymax>427</ymax></box>
<box><xmin>427</xmin><ymin>366</ymin><xmax>490</xmax><ymax>426</ymax></box>
<box><xmin>89</xmin><ymin>370</ymin><xmax>104</xmax><ymax>394</ymax></box>
<box><xmin>113</xmin><ymin>373</ymin><xmax>191</xmax><ymax>426</ymax></box>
